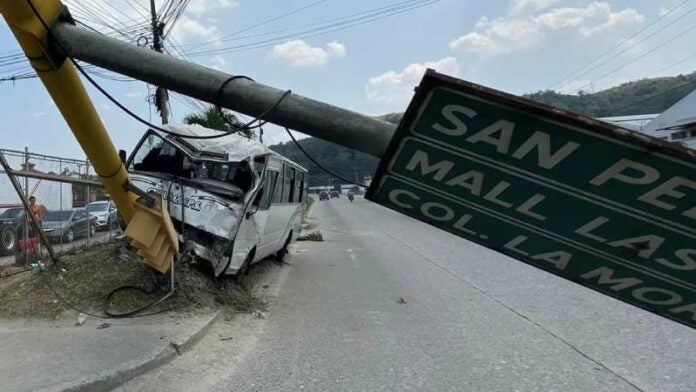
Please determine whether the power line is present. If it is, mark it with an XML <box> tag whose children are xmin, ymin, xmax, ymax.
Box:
<box><xmin>193</xmin><ymin>0</ymin><xmax>331</xmax><ymax>49</ymax></box>
<box><xmin>573</xmin><ymin>22</ymin><xmax>696</xmax><ymax>93</ymax></box>
<box><xmin>554</xmin><ymin>5</ymin><xmax>696</xmax><ymax>92</ymax></box>
<box><xmin>188</xmin><ymin>0</ymin><xmax>442</xmax><ymax>57</ymax></box>
<box><xmin>548</xmin><ymin>0</ymin><xmax>692</xmax><ymax>90</ymax></box>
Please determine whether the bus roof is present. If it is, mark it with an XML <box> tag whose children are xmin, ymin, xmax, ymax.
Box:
<box><xmin>151</xmin><ymin>124</ymin><xmax>307</xmax><ymax>171</ymax></box>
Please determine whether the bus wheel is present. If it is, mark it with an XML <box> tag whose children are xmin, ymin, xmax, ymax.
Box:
<box><xmin>233</xmin><ymin>252</ymin><xmax>253</xmax><ymax>284</ymax></box>
<box><xmin>275</xmin><ymin>232</ymin><xmax>292</xmax><ymax>263</ymax></box>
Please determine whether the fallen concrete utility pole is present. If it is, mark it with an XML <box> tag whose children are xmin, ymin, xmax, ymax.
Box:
<box><xmin>51</xmin><ymin>23</ymin><xmax>396</xmax><ymax>158</ymax></box>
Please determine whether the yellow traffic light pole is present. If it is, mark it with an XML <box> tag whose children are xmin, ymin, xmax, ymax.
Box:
<box><xmin>0</xmin><ymin>0</ymin><xmax>177</xmax><ymax>272</ymax></box>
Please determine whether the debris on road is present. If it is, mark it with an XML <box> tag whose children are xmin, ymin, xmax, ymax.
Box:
<box><xmin>75</xmin><ymin>312</ymin><xmax>87</xmax><ymax>326</ymax></box>
<box><xmin>398</xmin><ymin>297</ymin><xmax>407</xmax><ymax>304</ymax></box>
<box><xmin>298</xmin><ymin>230</ymin><xmax>323</xmax><ymax>242</ymax></box>
<box><xmin>97</xmin><ymin>322</ymin><xmax>111</xmax><ymax>330</ymax></box>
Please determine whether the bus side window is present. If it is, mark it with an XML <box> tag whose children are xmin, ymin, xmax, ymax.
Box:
<box><xmin>259</xmin><ymin>171</ymin><xmax>278</xmax><ymax>210</ymax></box>
<box><xmin>295</xmin><ymin>170</ymin><xmax>304</xmax><ymax>203</ymax></box>
<box><xmin>297</xmin><ymin>172</ymin><xmax>305</xmax><ymax>202</ymax></box>
<box><xmin>272</xmin><ymin>167</ymin><xmax>284</xmax><ymax>204</ymax></box>
<box><xmin>283</xmin><ymin>165</ymin><xmax>294</xmax><ymax>203</ymax></box>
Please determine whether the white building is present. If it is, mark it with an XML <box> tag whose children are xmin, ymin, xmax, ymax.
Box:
<box><xmin>600</xmin><ymin>89</ymin><xmax>696</xmax><ymax>149</ymax></box>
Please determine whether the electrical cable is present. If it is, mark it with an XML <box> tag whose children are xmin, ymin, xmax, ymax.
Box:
<box><xmin>186</xmin><ymin>0</ymin><xmax>432</xmax><ymax>49</ymax></box>
<box><xmin>283</xmin><ymin>127</ymin><xmax>366</xmax><ymax>188</ymax></box>
<box><xmin>41</xmin><ymin>260</ymin><xmax>176</xmax><ymax>319</ymax></box>
<box><xmin>194</xmin><ymin>0</ymin><xmax>331</xmax><ymax>49</ymax></box>
<box><xmin>187</xmin><ymin>0</ymin><xmax>442</xmax><ymax>56</ymax></box>
<box><xmin>573</xmin><ymin>22</ymin><xmax>696</xmax><ymax>93</ymax></box>
<box><xmin>24</xmin><ymin>0</ymin><xmax>287</xmax><ymax>141</ymax></box>
<box><xmin>548</xmin><ymin>0</ymin><xmax>692</xmax><ymax>90</ymax></box>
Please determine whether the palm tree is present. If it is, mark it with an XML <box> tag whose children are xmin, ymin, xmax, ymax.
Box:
<box><xmin>183</xmin><ymin>106</ymin><xmax>255</xmax><ymax>139</ymax></box>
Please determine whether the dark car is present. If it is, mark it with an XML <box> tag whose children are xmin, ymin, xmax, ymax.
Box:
<box><xmin>330</xmin><ymin>191</ymin><xmax>339</xmax><ymax>199</ymax></box>
<box><xmin>319</xmin><ymin>191</ymin><xmax>329</xmax><ymax>201</ymax></box>
<box><xmin>42</xmin><ymin>209</ymin><xmax>96</xmax><ymax>242</ymax></box>
<box><xmin>0</xmin><ymin>206</ymin><xmax>47</xmax><ymax>255</ymax></box>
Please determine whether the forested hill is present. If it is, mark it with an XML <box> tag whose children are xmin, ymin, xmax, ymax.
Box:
<box><xmin>526</xmin><ymin>71</ymin><xmax>696</xmax><ymax>117</ymax></box>
<box><xmin>270</xmin><ymin>72</ymin><xmax>696</xmax><ymax>186</ymax></box>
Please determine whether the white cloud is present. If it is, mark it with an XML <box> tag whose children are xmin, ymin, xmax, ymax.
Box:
<box><xmin>534</xmin><ymin>2</ymin><xmax>644</xmax><ymax>37</ymax></box>
<box><xmin>449</xmin><ymin>1</ymin><xmax>644</xmax><ymax>57</ymax></box>
<box><xmin>366</xmin><ymin>57</ymin><xmax>460</xmax><ymax>105</ymax></box>
<box><xmin>450</xmin><ymin>17</ymin><xmax>541</xmax><ymax>56</ymax></box>
<box><xmin>186</xmin><ymin>0</ymin><xmax>238</xmax><ymax>16</ymax></box>
<box><xmin>209</xmin><ymin>56</ymin><xmax>228</xmax><ymax>71</ymax></box>
<box><xmin>511</xmin><ymin>0</ymin><xmax>558</xmax><ymax>14</ymax></box>
<box><xmin>170</xmin><ymin>15</ymin><xmax>220</xmax><ymax>43</ymax></box>
<box><xmin>269</xmin><ymin>40</ymin><xmax>346</xmax><ymax>67</ymax></box>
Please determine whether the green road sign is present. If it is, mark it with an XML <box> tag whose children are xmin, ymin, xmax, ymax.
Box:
<box><xmin>367</xmin><ymin>70</ymin><xmax>696</xmax><ymax>329</ymax></box>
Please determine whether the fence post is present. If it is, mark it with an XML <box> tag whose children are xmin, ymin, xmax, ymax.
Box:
<box><xmin>86</xmin><ymin>161</ymin><xmax>90</xmax><ymax>247</ymax></box>
<box><xmin>23</xmin><ymin>147</ymin><xmax>29</xmax><ymax>265</ymax></box>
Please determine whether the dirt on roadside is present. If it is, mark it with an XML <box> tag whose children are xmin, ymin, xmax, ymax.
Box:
<box><xmin>0</xmin><ymin>240</ymin><xmax>269</xmax><ymax>319</ymax></box>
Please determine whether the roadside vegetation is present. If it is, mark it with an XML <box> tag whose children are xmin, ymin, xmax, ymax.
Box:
<box><xmin>0</xmin><ymin>240</ymin><xmax>267</xmax><ymax>319</ymax></box>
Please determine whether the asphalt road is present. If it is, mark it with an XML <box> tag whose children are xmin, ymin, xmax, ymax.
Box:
<box><xmin>124</xmin><ymin>196</ymin><xmax>696</xmax><ymax>392</ymax></box>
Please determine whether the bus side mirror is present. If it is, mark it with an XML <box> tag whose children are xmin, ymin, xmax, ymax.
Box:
<box><xmin>245</xmin><ymin>204</ymin><xmax>259</xmax><ymax>220</ymax></box>
<box><xmin>118</xmin><ymin>150</ymin><xmax>127</xmax><ymax>164</ymax></box>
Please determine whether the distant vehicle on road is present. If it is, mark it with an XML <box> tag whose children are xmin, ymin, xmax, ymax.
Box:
<box><xmin>319</xmin><ymin>191</ymin><xmax>329</xmax><ymax>201</ymax></box>
<box><xmin>330</xmin><ymin>191</ymin><xmax>339</xmax><ymax>199</ymax></box>
<box><xmin>348</xmin><ymin>191</ymin><xmax>354</xmax><ymax>202</ymax></box>
<box><xmin>0</xmin><ymin>206</ymin><xmax>47</xmax><ymax>255</ymax></box>
<box><xmin>87</xmin><ymin>200</ymin><xmax>118</xmax><ymax>230</ymax></box>
<box><xmin>42</xmin><ymin>209</ymin><xmax>96</xmax><ymax>242</ymax></box>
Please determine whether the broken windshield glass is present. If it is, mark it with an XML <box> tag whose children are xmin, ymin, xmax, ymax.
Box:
<box><xmin>129</xmin><ymin>132</ymin><xmax>256</xmax><ymax>194</ymax></box>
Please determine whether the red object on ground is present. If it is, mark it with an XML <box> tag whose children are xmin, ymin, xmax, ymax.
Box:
<box><xmin>18</xmin><ymin>236</ymin><xmax>39</xmax><ymax>258</ymax></box>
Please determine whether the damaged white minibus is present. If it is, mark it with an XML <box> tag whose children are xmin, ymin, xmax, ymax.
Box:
<box><xmin>126</xmin><ymin>124</ymin><xmax>308</xmax><ymax>277</ymax></box>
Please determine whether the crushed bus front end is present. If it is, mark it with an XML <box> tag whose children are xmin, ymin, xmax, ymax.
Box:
<box><xmin>126</xmin><ymin>124</ymin><xmax>269</xmax><ymax>276</ymax></box>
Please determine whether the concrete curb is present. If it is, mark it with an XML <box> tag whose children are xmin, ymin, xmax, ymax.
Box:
<box><xmin>48</xmin><ymin>311</ymin><xmax>221</xmax><ymax>392</ymax></box>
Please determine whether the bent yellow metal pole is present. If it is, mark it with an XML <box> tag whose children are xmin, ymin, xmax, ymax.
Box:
<box><xmin>0</xmin><ymin>0</ymin><xmax>136</xmax><ymax>222</ymax></box>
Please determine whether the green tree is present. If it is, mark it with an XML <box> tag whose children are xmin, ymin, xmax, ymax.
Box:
<box><xmin>183</xmin><ymin>106</ymin><xmax>255</xmax><ymax>139</ymax></box>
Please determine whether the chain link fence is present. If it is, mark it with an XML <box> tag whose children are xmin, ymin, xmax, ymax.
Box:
<box><xmin>0</xmin><ymin>147</ymin><xmax>122</xmax><ymax>266</ymax></box>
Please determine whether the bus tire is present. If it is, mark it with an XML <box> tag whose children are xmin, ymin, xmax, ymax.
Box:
<box><xmin>275</xmin><ymin>232</ymin><xmax>292</xmax><ymax>263</ymax></box>
<box><xmin>233</xmin><ymin>250</ymin><xmax>254</xmax><ymax>284</ymax></box>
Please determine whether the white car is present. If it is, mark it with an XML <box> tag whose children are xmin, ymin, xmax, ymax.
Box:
<box><xmin>86</xmin><ymin>200</ymin><xmax>118</xmax><ymax>230</ymax></box>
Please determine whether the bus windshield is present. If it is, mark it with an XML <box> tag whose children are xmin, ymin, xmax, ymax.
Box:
<box><xmin>130</xmin><ymin>132</ymin><xmax>255</xmax><ymax>193</ymax></box>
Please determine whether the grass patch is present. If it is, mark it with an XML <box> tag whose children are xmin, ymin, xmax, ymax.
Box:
<box><xmin>0</xmin><ymin>240</ymin><xmax>264</xmax><ymax>319</ymax></box>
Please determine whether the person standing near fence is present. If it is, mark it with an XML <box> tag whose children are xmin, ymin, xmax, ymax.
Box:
<box><xmin>27</xmin><ymin>196</ymin><xmax>42</xmax><ymax>255</ymax></box>
<box><xmin>28</xmin><ymin>196</ymin><xmax>43</xmax><ymax>226</ymax></box>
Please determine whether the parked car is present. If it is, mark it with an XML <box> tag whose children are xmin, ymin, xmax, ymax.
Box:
<box><xmin>0</xmin><ymin>206</ymin><xmax>47</xmax><ymax>255</ymax></box>
<box><xmin>319</xmin><ymin>191</ymin><xmax>329</xmax><ymax>201</ymax></box>
<box><xmin>42</xmin><ymin>209</ymin><xmax>96</xmax><ymax>242</ymax></box>
<box><xmin>87</xmin><ymin>200</ymin><xmax>118</xmax><ymax>230</ymax></box>
<box><xmin>330</xmin><ymin>191</ymin><xmax>340</xmax><ymax>199</ymax></box>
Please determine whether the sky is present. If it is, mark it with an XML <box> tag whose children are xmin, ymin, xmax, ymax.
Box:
<box><xmin>1</xmin><ymin>0</ymin><xmax>695</xmax><ymax>160</ymax></box>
